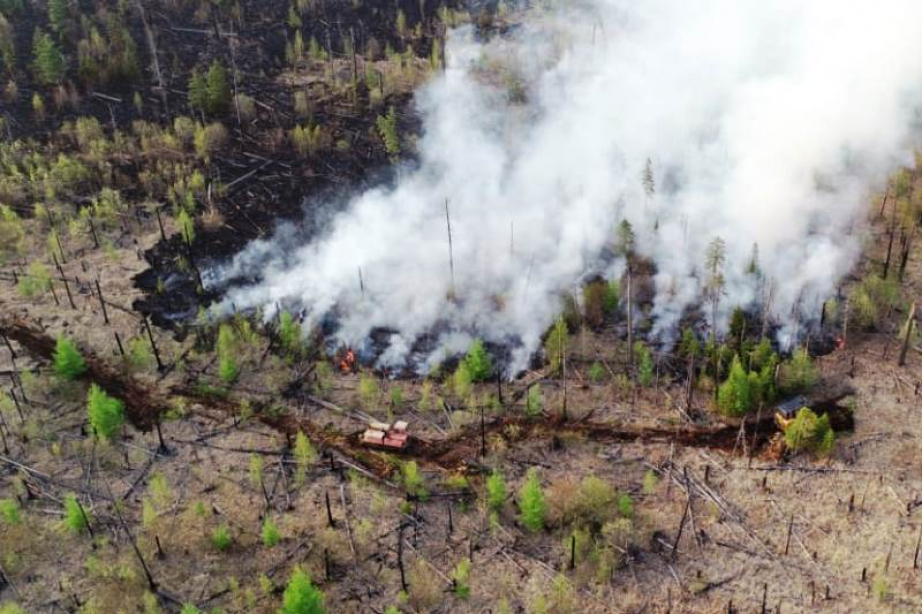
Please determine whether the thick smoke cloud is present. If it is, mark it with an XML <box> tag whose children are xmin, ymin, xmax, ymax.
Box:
<box><xmin>213</xmin><ymin>0</ymin><xmax>922</xmax><ymax>374</ymax></box>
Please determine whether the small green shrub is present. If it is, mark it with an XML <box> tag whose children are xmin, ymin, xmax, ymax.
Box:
<box><xmin>216</xmin><ymin>323</ymin><xmax>239</xmax><ymax>383</ymax></box>
<box><xmin>568</xmin><ymin>475</ymin><xmax>617</xmax><ymax>528</ymax></box>
<box><xmin>249</xmin><ymin>454</ymin><xmax>264</xmax><ymax>490</ymax></box>
<box><xmin>518</xmin><ymin>468</ymin><xmax>546</xmax><ymax>532</ymax></box>
<box><xmin>525</xmin><ymin>384</ymin><xmax>543</xmax><ymax>418</ymax></box>
<box><xmin>279</xmin><ymin>312</ymin><xmax>304</xmax><ymax>358</ymax></box>
<box><xmin>453</xmin><ymin>362</ymin><xmax>472</xmax><ymax>399</ymax></box>
<box><xmin>872</xmin><ymin>574</ymin><xmax>888</xmax><ymax>602</ymax></box>
<box><xmin>0</xmin><ymin>498</ymin><xmax>21</xmax><ymax>525</ymax></box>
<box><xmin>375</xmin><ymin>105</ymin><xmax>400</xmax><ymax>160</ymax></box>
<box><xmin>444</xmin><ymin>474</ymin><xmax>469</xmax><ymax>491</ymax></box>
<box><xmin>617</xmin><ymin>493</ymin><xmax>634</xmax><ymax>518</ymax></box>
<box><xmin>588</xmin><ymin>361</ymin><xmax>605</xmax><ymax>383</ymax></box>
<box><xmin>294</xmin><ymin>431</ymin><xmax>317</xmax><ymax>486</ymax></box>
<box><xmin>486</xmin><ymin>469</ymin><xmax>506</xmax><ymax>512</ymax></box>
<box><xmin>850</xmin><ymin>274</ymin><xmax>900</xmax><ymax>329</ymax></box>
<box><xmin>544</xmin><ymin>317</ymin><xmax>569</xmax><ymax>374</ymax></box>
<box><xmin>262</xmin><ymin>517</ymin><xmax>280</xmax><ymax>547</ymax></box>
<box><xmin>63</xmin><ymin>493</ymin><xmax>91</xmax><ymax>533</ymax></box>
<box><xmin>402</xmin><ymin>461</ymin><xmax>428</xmax><ymax>500</ymax></box>
<box><xmin>17</xmin><ymin>262</ymin><xmax>51</xmax><ymax>297</ymax></box>
<box><xmin>642</xmin><ymin>470</ymin><xmax>659</xmax><ymax>494</ymax></box>
<box><xmin>87</xmin><ymin>384</ymin><xmax>125</xmax><ymax>440</ymax></box>
<box><xmin>463</xmin><ymin>339</ymin><xmax>492</xmax><ymax>382</ymax></box>
<box><xmin>450</xmin><ymin>558</ymin><xmax>471</xmax><ymax>599</ymax></box>
<box><xmin>127</xmin><ymin>336</ymin><xmax>154</xmax><ymax>371</ymax></box>
<box><xmin>634</xmin><ymin>342</ymin><xmax>654</xmax><ymax>387</ymax></box>
<box><xmin>53</xmin><ymin>336</ymin><xmax>86</xmax><ymax>380</ymax></box>
<box><xmin>390</xmin><ymin>385</ymin><xmax>404</xmax><ymax>408</ymax></box>
<box><xmin>358</xmin><ymin>373</ymin><xmax>379</xmax><ymax>409</ymax></box>
<box><xmin>177</xmin><ymin>208</ymin><xmax>195</xmax><ymax>245</ymax></box>
<box><xmin>188</xmin><ymin>70</ymin><xmax>207</xmax><ymax>111</ymax></box>
<box><xmin>280</xmin><ymin>566</ymin><xmax>326</xmax><ymax>614</ymax></box>
<box><xmin>211</xmin><ymin>524</ymin><xmax>232</xmax><ymax>551</ymax></box>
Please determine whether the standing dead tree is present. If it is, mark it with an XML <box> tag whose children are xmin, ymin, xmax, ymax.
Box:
<box><xmin>899</xmin><ymin>302</ymin><xmax>917</xmax><ymax>367</ymax></box>
<box><xmin>445</xmin><ymin>198</ymin><xmax>455</xmax><ymax>295</ymax></box>
<box><xmin>134</xmin><ymin>0</ymin><xmax>169</xmax><ymax>117</ymax></box>
<box><xmin>617</xmin><ymin>220</ymin><xmax>636</xmax><ymax>370</ymax></box>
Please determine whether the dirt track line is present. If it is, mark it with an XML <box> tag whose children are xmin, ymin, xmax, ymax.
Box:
<box><xmin>0</xmin><ymin>315</ymin><xmax>804</xmax><ymax>484</ymax></box>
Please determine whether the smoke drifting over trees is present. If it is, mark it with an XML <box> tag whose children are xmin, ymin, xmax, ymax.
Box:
<box><xmin>215</xmin><ymin>0</ymin><xmax>922</xmax><ymax>373</ymax></box>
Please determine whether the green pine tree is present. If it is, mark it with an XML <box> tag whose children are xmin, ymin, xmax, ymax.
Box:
<box><xmin>375</xmin><ymin>106</ymin><xmax>400</xmax><ymax>160</ymax></box>
<box><xmin>205</xmin><ymin>61</ymin><xmax>231</xmax><ymax>115</ymax></box>
<box><xmin>678</xmin><ymin>327</ymin><xmax>701</xmax><ymax>360</ymax></box>
<box><xmin>716</xmin><ymin>356</ymin><xmax>752</xmax><ymax>417</ymax></box>
<box><xmin>279</xmin><ymin>312</ymin><xmax>303</xmax><ymax>358</ymax></box>
<box><xmin>0</xmin><ymin>498</ymin><xmax>21</xmax><ymax>525</ymax></box>
<box><xmin>602</xmin><ymin>280</ymin><xmax>620</xmax><ymax>315</ymax></box>
<box><xmin>280</xmin><ymin>566</ymin><xmax>326</xmax><ymax>614</ymax></box>
<box><xmin>641</xmin><ymin>157</ymin><xmax>655</xmax><ymax>200</ymax></box>
<box><xmin>188</xmin><ymin>70</ymin><xmax>207</xmax><ymax>112</ymax></box>
<box><xmin>588</xmin><ymin>361</ymin><xmax>605</xmax><ymax>383</ymax></box>
<box><xmin>748</xmin><ymin>337</ymin><xmax>775</xmax><ymax>372</ymax></box>
<box><xmin>216</xmin><ymin>323</ymin><xmax>239</xmax><ymax>383</ymax></box>
<box><xmin>544</xmin><ymin>316</ymin><xmax>569</xmax><ymax>375</ymax></box>
<box><xmin>47</xmin><ymin>0</ymin><xmax>69</xmax><ymax>32</ymax></box>
<box><xmin>211</xmin><ymin>524</ymin><xmax>232</xmax><ymax>551</ymax></box>
<box><xmin>463</xmin><ymin>339</ymin><xmax>492</xmax><ymax>382</ymax></box>
<box><xmin>486</xmin><ymin>469</ymin><xmax>506</xmax><ymax>512</ymax></box>
<box><xmin>63</xmin><ymin>493</ymin><xmax>91</xmax><ymax>533</ymax></box>
<box><xmin>616</xmin><ymin>219</ymin><xmax>635</xmax><ymax>260</ymax></box>
<box><xmin>32</xmin><ymin>29</ymin><xmax>66</xmax><ymax>85</ymax></box>
<box><xmin>262</xmin><ymin>516</ymin><xmax>281</xmax><ymax>547</ymax></box>
<box><xmin>779</xmin><ymin>347</ymin><xmax>817</xmax><ymax>394</ymax></box>
<box><xmin>53</xmin><ymin>336</ymin><xmax>86</xmax><ymax>380</ymax></box>
<box><xmin>518</xmin><ymin>468</ymin><xmax>546</xmax><ymax>532</ymax></box>
<box><xmin>525</xmin><ymin>383</ymin><xmax>543</xmax><ymax>419</ymax></box>
<box><xmin>450</xmin><ymin>558</ymin><xmax>471</xmax><ymax>599</ymax></box>
<box><xmin>785</xmin><ymin>407</ymin><xmax>835</xmax><ymax>456</ymax></box>
<box><xmin>293</xmin><ymin>430</ymin><xmax>316</xmax><ymax>486</ymax></box>
<box><xmin>634</xmin><ymin>342</ymin><xmax>654</xmax><ymax>387</ymax></box>
<box><xmin>402</xmin><ymin>461</ymin><xmax>428</xmax><ymax>500</ymax></box>
<box><xmin>87</xmin><ymin>383</ymin><xmax>125</xmax><ymax>440</ymax></box>
<box><xmin>453</xmin><ymin>361</ymin><xmax>473</xmax><ymax>399</ymax></box>
<box><xmin>0</xmin><ymin>15</ymin><xmax>15</xmax><ymax>77</ymax></box>
<box><xmin>177</xmin><ymin>208</ymin><xmax>195</xmax><ymax>245</ymax></box>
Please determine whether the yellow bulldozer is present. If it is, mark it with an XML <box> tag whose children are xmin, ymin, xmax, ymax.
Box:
<box><xmin>774</xmin><ymin>395</ymin><xmax>810</xmax><ymax>431</ymax></box>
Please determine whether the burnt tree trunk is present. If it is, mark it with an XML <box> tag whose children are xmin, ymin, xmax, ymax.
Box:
<box><xmin>899</xmin><ymin>302</ymin><xmax>917</xmax><ymax>367</ymax></box>
<box><xmin>626</xmin><ymin>265</ymin><xmax>634</xmax><ymax>371</ymax></box>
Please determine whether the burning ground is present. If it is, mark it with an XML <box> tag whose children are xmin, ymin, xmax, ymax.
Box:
<box><xmin>213</xmin><ymin>0</ymin><xmax>922</xmax><ymax>375</ymax></box>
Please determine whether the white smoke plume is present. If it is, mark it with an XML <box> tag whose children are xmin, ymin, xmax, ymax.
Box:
<box><xmin>213</xmin><ymin>0</ymin><xmax>922</xmax><ymax>375</ymax></box>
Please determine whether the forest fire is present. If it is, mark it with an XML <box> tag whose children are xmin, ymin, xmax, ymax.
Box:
<box><xmin>3</xmin><ymin>0</ymin><xmax>921</xmax><ymax>610</ymax></box>
<box><xmin>338</xmin><ymin>348</ymin><xmax>357</xmax><ymax>373</ymax></box>
<box><xmin>212</xmin><ymin>0</ymin><xmax>922</xmax><ymax>377</ymax></box>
